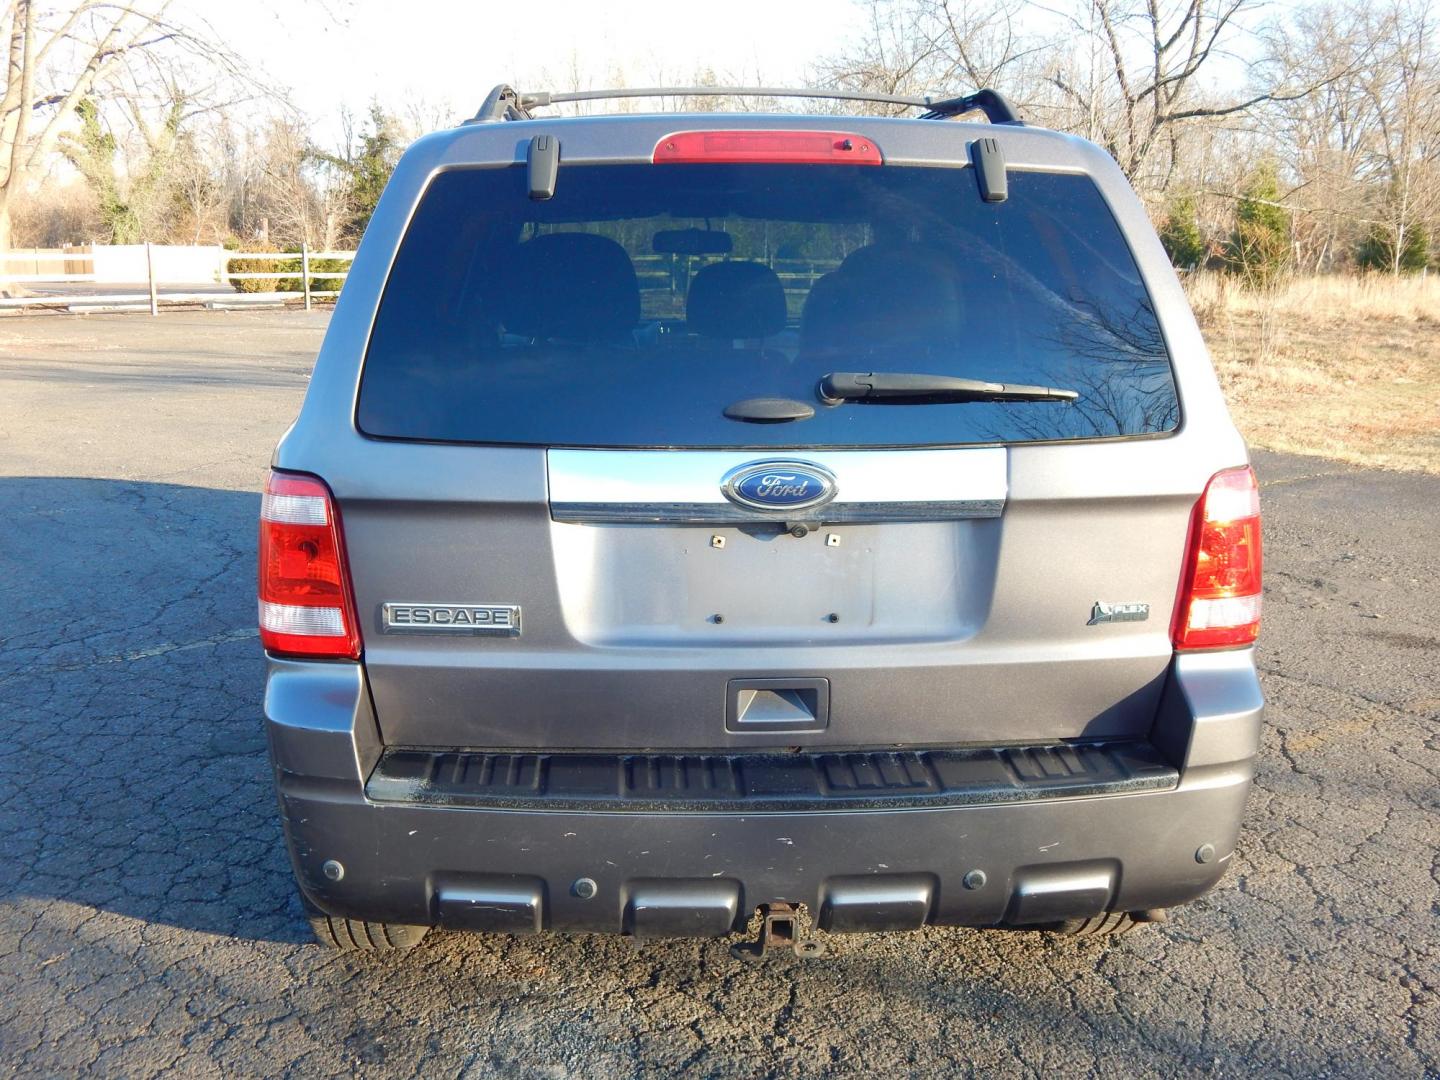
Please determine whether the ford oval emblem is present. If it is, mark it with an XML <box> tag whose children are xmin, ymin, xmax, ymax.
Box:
<box><xmin>721</xmin><ymin>460</ymin><xmax>838</xmax><ymax>512</ymax></box>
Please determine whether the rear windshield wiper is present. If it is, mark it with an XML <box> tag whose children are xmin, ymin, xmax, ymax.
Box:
<box><xmin>819</xmin><ymin>371</ymin><xmax>1079</xmax><ymax>405</ymax></box>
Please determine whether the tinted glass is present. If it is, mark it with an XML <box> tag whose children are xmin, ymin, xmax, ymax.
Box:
<box><xmin>358</xmin><ymin>164</ymin><xmax>1178</xmax><ymax>447</ymax></box>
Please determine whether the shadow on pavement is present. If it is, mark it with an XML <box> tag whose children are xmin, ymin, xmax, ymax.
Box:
<box><xmin>0</xmin><ymin>476</ymin><xmax>308</xmax><ymax>944</ymax></box>
<box><xmin>0</xmin><ymin>357</ymin><xmax>311</xmax><ymax>391</ymax></box>
<box><xmin>0</xmin><ymin>470</ymin><xmax>1430</xmax><ymax>1075</ymax></box>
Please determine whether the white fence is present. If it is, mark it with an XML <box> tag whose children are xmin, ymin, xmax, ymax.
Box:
<box><xmin>3</xmin><ymin>244</ymin><xmax>842</xmax><ymax>316</ymax></box>
<box><xmin>0</xmin><ymin>244</ymin><xmax>354</xmax><ymax>313</ymax></box>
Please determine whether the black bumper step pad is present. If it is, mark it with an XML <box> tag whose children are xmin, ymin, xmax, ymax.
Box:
<box><xmin>366</xmin><ymin>741</ymin><xmax>1178</xmax><ymax>812</ymax></box>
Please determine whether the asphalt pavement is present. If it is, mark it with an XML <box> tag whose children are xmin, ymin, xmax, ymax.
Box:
<box><xmin>0</xmin><ymin>311</ymin><xmax>1435</xmax><ymax>1078</ymax></box>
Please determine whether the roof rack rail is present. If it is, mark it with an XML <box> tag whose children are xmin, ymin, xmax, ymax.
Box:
<box><xmin>468</xmin><ymin>85</ymin><xmax>1023</xmax><ymax>126</ymax></box>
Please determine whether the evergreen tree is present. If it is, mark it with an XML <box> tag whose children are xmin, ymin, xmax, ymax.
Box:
<box><xmin>1356</xmin><ymin>220</ymin><xmax>1430</xmax><ymax>274</ymax></box>
<box><xmin>1159</xmin><ymin>196</ymin><xmax>1207</xmax><ymax>270</ymax></box>
<box><xmin>316</xmin><ymin>104</ymin><xmax>404</xmax><ymax>241</ymax></box>
<box><xmin>344</xmin><ymin>105</ymin><xmax>401</xmax><ymax>237</ymax></box>
<box><xmin>60</xmin><ymin>97</ymin><xmax>184</xmax><ymax>244</ymax></box>
<box><xmin>1224</xmin><ymin>163</ymin><xmax>1291</xmax><ymax>287</ymax></box>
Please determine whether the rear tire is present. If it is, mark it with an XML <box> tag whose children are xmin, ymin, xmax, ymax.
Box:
<box><xmin>302</xmin><ymin>896</ymin><xmax>430</xmax><ymax>952</ymax></box>
<box><xmin>1047</xmin><ymin>911</ymin><xmax>1146</xmax><ymax>937</ymax></box>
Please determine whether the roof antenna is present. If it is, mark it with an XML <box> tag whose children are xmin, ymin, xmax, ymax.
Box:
<box><xmin>528</xmin><ymin>135</ymin><xmax>559</xmax><ymax>200</ymax></box>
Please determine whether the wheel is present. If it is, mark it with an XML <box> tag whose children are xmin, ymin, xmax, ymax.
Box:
<box><xmin>302</xmin><ymin>895</ymin><xmax>430</xmax><ymax>952</ymax></box>
<box><xmin>1047</xmin><ymin>909</ymin><xmax>1161</xmax><ymax>937</ymax></box>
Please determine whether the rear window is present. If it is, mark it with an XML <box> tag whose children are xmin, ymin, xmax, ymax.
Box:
<box><xmin>358</xmin><ymin>162</ymin><xmax>1178</xmax><ymax>448</ymax></box>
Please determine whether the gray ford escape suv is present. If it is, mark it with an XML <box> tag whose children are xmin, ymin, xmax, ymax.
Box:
<box><xmin>261</xmin><ymin>85</ymin><xmax>1263</xmax><ymax>953</ymax></box>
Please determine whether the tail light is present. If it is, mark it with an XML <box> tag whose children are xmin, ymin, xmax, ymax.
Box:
<box><xmin>258</xmin><ymin>470</ymin><xmax>361</xmax><ymax>659</ymax></box>
<box><xmin>653</xmin><ymin>130</ymin><xmax>882</xmax><ymax>165</ymax></box>
<box><xmin>1172</xmin><ymin>466</ymin><xmax>1262</xmax><ymax>650</ymax></box>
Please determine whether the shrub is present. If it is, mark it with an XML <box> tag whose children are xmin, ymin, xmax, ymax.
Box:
<box><xmin>1160</xmin><ymin>196</ymin><xmax>1207</xmax><ymax>270</ymax></box>
<box><xmin>278</xmin><ymin>256</ymin><xmax>349</xmax><ymax>296</ymax></box>
<box><xmin>1224</xmin><ymin>164</ymin><xmax>1291</xmax><ymax>288</ymax></box>
<box><xmin>1356</xmin><ymin>221</ymin><xmax>1430</xmax><ymax>274</ymax></box>
<box><xmin>224</xmin><ymin>241</ymin><xmax>348</xmax><ymax>297</ymax></box>
<box><xmin>225</xmin><ymin>240</ymin><xmax>287</xmax><ymax>294</ymax></box>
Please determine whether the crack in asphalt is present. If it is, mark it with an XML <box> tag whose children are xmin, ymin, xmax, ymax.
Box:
<box><xmin>0</xmin><ymin>629</ymin><xmax>261</xmax><ymax>682</ymax></box>
<box><xmin>0</xmin><ymin>313</ymin><xmax>1435</xmax><ymax>1078</ymax></box>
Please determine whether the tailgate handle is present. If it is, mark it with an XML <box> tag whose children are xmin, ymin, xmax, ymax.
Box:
<box><xmin>726</xmin><ymin>678</ymin><xmax>830</xmax><ymax>733</ymax></box>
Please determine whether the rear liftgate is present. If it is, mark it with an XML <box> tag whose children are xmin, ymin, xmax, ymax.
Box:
<box><xmin>550</xmin><ymin>447</ymin><xmax>1008</xmax><ymax>956</ymax></box>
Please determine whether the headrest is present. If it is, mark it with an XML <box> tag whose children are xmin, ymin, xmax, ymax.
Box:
<box><xmin>687</xmin><ymin>260</ymin><xmax>788</xmax><ymax>340</ymax></box>
<box><xmin>505</xmin><ymin>233</ymin><xmax>640</xmax><ymax>343</ymax></box>
<box><xmin>802</xmin><ymin>243</ymin><xmax>963</xmax><ymax>353</ymax></box>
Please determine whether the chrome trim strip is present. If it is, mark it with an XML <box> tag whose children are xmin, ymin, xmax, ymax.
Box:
<box><xmin>551</xmin><ymin>500</ymin><xmax>1006</xmax><ymax>524</ymax></box>
<box><xmin>548</xmin><ymin>448</ymin><xmax>1007</xmax><ymax>524</ymax></box>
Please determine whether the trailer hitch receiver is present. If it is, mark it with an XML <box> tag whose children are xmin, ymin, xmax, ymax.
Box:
<box><xmin>731</xmin><ymin>903</ymin><xmax>827</xmax><ymax>961</ymax></box>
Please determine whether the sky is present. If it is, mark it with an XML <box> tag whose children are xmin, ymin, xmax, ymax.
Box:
<box><xmin>203</xmin><ymin>0</ymin><xmax>869</xmax><ymax>142</ymax></box>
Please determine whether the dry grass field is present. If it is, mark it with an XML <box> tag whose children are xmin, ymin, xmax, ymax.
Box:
<box><xmin>1190</xmin><ymin>273</ymin><xmax>1440</xmax><ymax>474</ymax></box>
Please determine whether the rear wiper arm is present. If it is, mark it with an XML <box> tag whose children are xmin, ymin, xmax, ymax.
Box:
<box><xmin>819</xmin><ymin>371</ymin><xmax>1079</xmax><ymax>405</ymax></box>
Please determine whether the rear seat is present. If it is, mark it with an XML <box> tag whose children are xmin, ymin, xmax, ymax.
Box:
<box><xmin>801</xmin><ymin>243</ymin><xmax>965</xmax><ymax>357</ymax></box>
<box><xmin>504</xmin><ymin>232</ymin><xmax>640</xmax><ymax>344</ymax></box>
<box><xmin>686</xmin><ymin>260</ymin><xmax>788</xmax><ymax>346</ymax></box>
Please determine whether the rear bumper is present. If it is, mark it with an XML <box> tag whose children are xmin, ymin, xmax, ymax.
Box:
<box><xmin>264</xmin><ymin>650</ymin><xmax>1262</xmax><ymax>935</ymax></box>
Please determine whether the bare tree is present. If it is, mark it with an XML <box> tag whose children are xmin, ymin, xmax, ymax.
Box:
<box><xmin>1</xmin><ymin>1</ymin><xmax>256</xmax><ymax>248</ymax></box>
<box><xmin>243</xmin><ymin>116</ymin><xmax>342</xmax><ymax>248</ymax></box>
<box><xmin>815</xmin><ymin>0</ymin><xmax>1043</xmax><ymax>115</ymax></box>
<box><xmin>169</xmin><ymin>127</ymin><xmax>227</xmax><ymax>243</ymax></box>
<box><xmin>1260</xmin><ymin>2</ymin><xmax>1380</xmax><ymax>271</ymax></box>
<box><xmin>1036</xmin><ymin>0</ymin><xmax>1345</xmax><ymax>191</ymax></box>
<box><xmin>1257</xmin><ymin>0</ymin><xmax>1439</xmax><ymax>272</ymax></box>
<box><xmin>816</xmin><ymin>0</ymin><xmax>1351</xmax><ymax>196</ymax></box>
<box><xmin>1358</xmin><ymin>1</ymin><xmax>1440</xmax><ymax>273</ymax></box>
